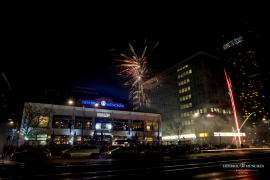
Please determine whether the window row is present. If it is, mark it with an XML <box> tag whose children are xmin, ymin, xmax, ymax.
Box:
<box><xmin>210</xmin><ymin>108</ymin><xmax>231</xmax><ymax>114</ymax></box>
<box><xmin>177</xmin><ymin>64</ymin><xmax>188</xmax><ymax>72</ymax></box>
<box><xmin>181</xmin><ymin>111</ymin><xmax>194</xmax><ymax>117</ymax></box>
<box><xmin>181</xmin><ymin>120</ymin><xmax>194</xmax><ymax>125</ymax></box>
<box><xmin>178</xmin><ymin>78</ymin><xmax>190</xmax><ymax>86</ymax></box>
<box><xmin>180</xmin><ymin>103</ymin><xmax>192</xmax><ymax>109</ymax></box>
<box><xmin>178</xmin><ymin>69</ymin><xmax>192</xmax><ymax>79</ymax></box>
<box><xmin>180</xmin><ymin>94</ymin><xmax>191</xmax><ymax>101</ymax></box>
<box><xmin>179</xmin><ymin>86</ymin><xmax>190</xmax><ymax>94</ymax></box>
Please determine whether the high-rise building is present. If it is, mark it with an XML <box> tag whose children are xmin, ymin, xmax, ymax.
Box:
<box><xmin>229</xmin><ymin>51</ymin><xmax>270</xmax><ymax>143</ymax></box>
<box><xmin>133</xmin><ymin>51</ymin><xmax>243</xmax><ymax>144</ymax></box>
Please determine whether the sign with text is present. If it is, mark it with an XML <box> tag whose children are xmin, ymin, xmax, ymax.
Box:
<box><xmin>223</xmin><ymin>36</ymin><xmax>243</xmax><ymax>50</ymax></box>
<box><xmin>97</xmin><ymin>113</ymin><xmax>110</xmax><ymax>118</ymax></box>
<box><xmin>79</xmin><ymin>100</ymin><xmax>125</xmax><ymax>109</ymax></box>
<box><xmin>214</xmin><ymin>132</ymin><xmax>245</xmax><ymax>136</ymax></box>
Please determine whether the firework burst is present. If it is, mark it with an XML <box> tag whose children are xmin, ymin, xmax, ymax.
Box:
<box><xmin>114</xmin><ymin>39</ymin><xmax>159</xmax><ymax>106</ymax></box>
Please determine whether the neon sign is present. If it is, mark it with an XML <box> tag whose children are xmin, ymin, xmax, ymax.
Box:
<box><xmin>82</xmin><ymin>100</ymin><xmax>124</xmax><ymax>108</ymax></box>
<box><xmin>223</xmin><ymin>36</ymin><xmax>243</xmax><ymax>50</ymax></box>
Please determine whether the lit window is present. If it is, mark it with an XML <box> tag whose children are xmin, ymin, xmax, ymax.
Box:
<box><xmin>190</xmin><ymin>111</ymin><xmax>193</xmax><ymax>115</ymax></box>
<box><xmin>183</xmin><ymin>96</ymin><xmax>186</xmax><ymax>101</ymax></box>
<box><xmin>188</xmin><ymin>94</ymin><xmax>191</xmax><ymax>99</ymax></box>
<box><xmin>262</xmin><ymin>107</ymin><xmax>264</xmax><ymax>109</ymax></box>
<box><xmin>188</xmin><ymin>120</ymin><xmax>190</xmax><ymax>125</ymax></box>
<box><xmin>189</xmin><ymin>69</ymin><xmax>192</xmax><ymax>74</ymax></box>
<box><xmin>183</xmin><ymin>104</ymin><xmax>186</xmax><ymax>109</ymax></box>
<box><xmin>185</xmin><ymin>121</ymin><xmax>187</xmax><ymax>125</ymax></box>
<box><xmin>184</xmin><ymin>80</ymin><xmax>186</xmax><ymax>84</ymax></box>
<box><xmin>178</xmin><ymin>75</ymin><xmax>180</xmax><ymax>79</ymax></box>
<box><xmin>189</xmin><ymin>103</ymin><xmax>192</xmax><ymax>107</ymax></box>
<box><xmin>187</xmin><ymin>78</ymin><xmax>190</xmax><ymax>83</ymax></box>
<box><xmin>204</xmin><ymin>108</ymin><xmax>207</xmax><ymax>113</ymax></box>
<box><xmin>187</xmin><ymin>112</ymin><xmax>190</xmax><ymax>116</ymax></box>
<box><xmin>180</xmin><ymin>97</ymin><xmax>182</xmax><ymax>101</ymax></box>
<box><xmin>200</xmin><ymin>109</ymin><xmax>203</xmax><ymax>113</ymax></box>
<box><xmin>188</xmin><ymin>86</ymin><xmax>190</xmax><ymax>91</ymax></box>
<box><xmin>179</xmin><ymin>90</ymin><xmax>181</xmax><ymax>94</ymax></box>
<box><xmin>262</xmin><ymin>95</ymin><xmax>265</xmax><ymax>98</ymax></box>
<box><xmin>211</xmin><ymin>108</ymin><xmax>213</xmax><ymax>112</ymax></box>
<box><xmin>254</xmin><ymin>114</ymin><xmax>256</xmax><ymax>116</ymax></box>
<box><xmin>223</xmin><ymin>109</ymin><xmax>226</xmax><ymax>113</ymax></box>
<box><xmin>191</xmin><ymin>120</ymin><xmax>194</xmax><ymax>124</ymax></box>
<box><xmin>184</xmin><ymin>113</ymin><xmax>186</xmax><ymax>117</ymax></box>
<box><xmin>185</xmin><ymin>87</ymin><xmax>187</xmax><ymax>92</ymax></box>
<box><xmin>181</xmin><ymin>113</ymin><xmax>183</xmax><ymax>117</ymax></box>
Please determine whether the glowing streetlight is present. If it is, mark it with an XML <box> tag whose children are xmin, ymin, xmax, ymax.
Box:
<box><xmin>10</xmin><ymin>121</ymin><xmax>13</xmax><ymax>124</ymax></box>
<box><xmin>69</xmin><ymin>100</ymin><xmax>73</xmax><ymax>104</ymax></box>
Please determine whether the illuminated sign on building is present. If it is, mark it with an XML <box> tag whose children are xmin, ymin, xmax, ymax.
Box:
<box><xmin>81</xmin><ymin>100</ymin><xmax>124</xmax><ymax>108</ymax></box>
<box><xmin>162</xmin><ymin>134</ymin><xmax>196</xmax><ymax>140</ymax></box>
<box><xmin>101</xmin><ymin>101</ymin><xmax>106</xmax><ymax>106</ymax></box>
<box><xmin>97</xmin><ymin>113</ymin><xmax>110</xmax><ymax>117</ymax></box>
<box><xmin>199</xmin><ymin>133</ymin><xmax>208</xmax><ymax>137</ymax></box>
<box><xmin>214</xmin><ymin>132</ymin><xmax>246</xmax><ymax>136</ymax></box>
<box><xmin>223</xmin><ymin>36</ymin><xmax>243</xmax><ymax>50</ymax></box>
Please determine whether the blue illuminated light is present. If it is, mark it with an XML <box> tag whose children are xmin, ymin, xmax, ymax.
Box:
<box><xmin>82</xmin><ymin>100</ymin><xmax>124</xmax><ymax>108</ymax></box>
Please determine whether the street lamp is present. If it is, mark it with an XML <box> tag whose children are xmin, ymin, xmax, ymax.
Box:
<box><xmin>68</xmin><ymin>98</ymin><xmax>98</xmax><ymax>145</ymax></box>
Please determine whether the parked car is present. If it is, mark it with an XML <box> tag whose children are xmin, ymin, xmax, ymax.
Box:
<box><xmin>61</xmin><ymin>145</ymin><xmax>99</xmax><ymax>159</ymax></box>
<box><xmin>105</xmin><ymin>147</ymin><xmax>137</xmax><ymax>158</ymax></box>
<box><xmin>166</xmin><ymin>146</ymin><xmax>186</xmax><ymax>155</ymax></box>
<box><xmin>201</xmin><ymin>145</ymin><xmax>218</xmax><ymax>150</ymax></box>
<box><xmin>140</xmin><ymin>147</ymin><xmax>162</xmax><ymax>156</ymax></box>
<box><xmin>188</xmin><ymin>145</ymin><xmax>201</xmax><ymax>153</ymax></box>
<box><xmin>10</xmin><ymin>148</ymin><xmax>51</xmax><ymax>160</ymax></box>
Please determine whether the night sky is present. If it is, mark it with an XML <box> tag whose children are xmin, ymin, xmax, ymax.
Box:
<box><xmin>1</xmin><ymin>4</ymin><xmax>270</xmax><ymax>92</ymax></box>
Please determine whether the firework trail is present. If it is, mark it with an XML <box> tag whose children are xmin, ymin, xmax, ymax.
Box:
<box><xmin>114</xmin><ymin>40</ymin><xmax>159</xmax><ymax>106</ymax></box>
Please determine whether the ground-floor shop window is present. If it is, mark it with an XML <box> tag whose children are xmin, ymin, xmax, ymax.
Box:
<box><xmin>55</xmin><ymin>135</ymin><xmax>70</xmax><ymax>144</ymax></box>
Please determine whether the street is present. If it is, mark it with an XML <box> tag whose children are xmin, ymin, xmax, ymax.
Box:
<box><xmin>1</xmin><ymin>150</ymin><xmax>270</xmax><ymax>179</ymax></box>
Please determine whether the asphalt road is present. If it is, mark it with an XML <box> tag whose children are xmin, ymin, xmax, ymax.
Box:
<box><xmin>1</xmin><ymin>150</ymin><xmax>270</xmax><ymax>179</ymax></box>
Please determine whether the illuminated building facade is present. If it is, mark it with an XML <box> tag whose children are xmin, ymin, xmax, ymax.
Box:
<box><xmin>229</xmin><ymin>51</ymin><xmax>270</xmax><ymax>143</ymax></box>
<box><xmin>18</xmin><ymin>100</ymin><xmax>161</xmax><ymax>146</ymax></box>
<box><xmin>133</xmin><ymin>51</ymin><xmax>243</xmax><ymax>144</ymax></box>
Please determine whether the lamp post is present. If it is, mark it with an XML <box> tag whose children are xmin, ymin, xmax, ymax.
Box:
<box><xmin>68</xmin><ymin>99</ymin><xmax>98</xmax><ymax>145</ymax></box>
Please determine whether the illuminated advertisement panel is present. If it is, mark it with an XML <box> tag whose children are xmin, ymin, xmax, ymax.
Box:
<box><xmin>214</xmin><ymin>132</ymin><xmax>246</xmax><ymax>137</ymax></box>
<box><xmin>162</xmin><ymin>134</ymin><xmax>196</xmax><ymax>140</ymax></box>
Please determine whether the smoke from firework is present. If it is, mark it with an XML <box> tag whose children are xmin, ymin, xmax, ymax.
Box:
<box><xmin>113</xmin><ymin>40</ymin><xmax>159</xmax><ymax>106</ymax></box>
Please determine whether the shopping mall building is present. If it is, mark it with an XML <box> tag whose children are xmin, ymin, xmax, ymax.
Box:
<box><xmin>18</xmin><ymin>98</ymin><xmax>161</xmax><ymax>146</ymax></box>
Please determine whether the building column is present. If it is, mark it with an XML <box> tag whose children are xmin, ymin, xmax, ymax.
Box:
<box><xmin>92</xmin><ymin>116</ymin><xmax>95</xmax><ymax>130</ymax></box>
<box><xmin>144</xmin><ymin>113</ymin><xmax>147</xmax><ymax>138</ymax></box>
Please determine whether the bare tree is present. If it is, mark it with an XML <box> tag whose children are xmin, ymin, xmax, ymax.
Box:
<box><xmin>167</xmin><ymin>120</ymin><xmax>186</xmax><ymax>141</ymax></box>
<box><xmin>20</xmin><ymin>102</ymin><xmax>55</xmax><ymax>144</ymax></box>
